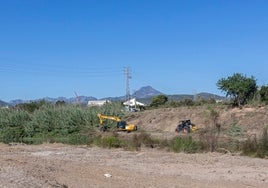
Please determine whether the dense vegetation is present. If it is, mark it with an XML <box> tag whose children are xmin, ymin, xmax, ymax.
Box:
<box><xmin>1</xmin><ymin>72</ymin><xmax>268</xmax><ymax>158</ymax></box>
<box><xmin>1</xmin><ymin>100</ymin><xmax>268</xmax><ymax>158</ymax></box>
<box><xmin>0</xmin><ymin>101</ymin><xmax>123</xmax><ymax>144</ymax></box>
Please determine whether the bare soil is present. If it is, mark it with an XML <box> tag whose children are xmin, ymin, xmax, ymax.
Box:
<box><xmin>1</xmin><ymin>106</ymin><xmax>268</xmax><ymax>188</ymax></box>
<box><xmin>126</xmin><ymin>106</ymin><xmax>268</xmax><ymax>136</ymax></box>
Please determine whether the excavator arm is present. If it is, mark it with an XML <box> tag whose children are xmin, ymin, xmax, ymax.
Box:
<box><xmin>97</xmin><ymin>113</ymin><xmax>121</xmax><ymax>125</ymax></box>
<box><xmin>97</xmin><ymin>113</ymin><xmax>137</xmax><ymax>132</ymax></box>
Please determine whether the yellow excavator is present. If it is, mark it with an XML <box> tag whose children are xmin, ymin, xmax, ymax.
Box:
<box><xmin>97</xmin><ymin>113</ymin><xmax>138</xmax><ymax>132</ymax></box>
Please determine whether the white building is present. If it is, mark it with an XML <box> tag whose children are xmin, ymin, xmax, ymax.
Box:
<box><xmin>87</xmin><ymin>100</ymin><xmax>110</xmax><ymax>106</ymax></box>
<box><xmin>123</xmin><ymin>98</ymin><xmax>145</xmax><ymax>107</ymax></box>
<box><xmin>123</xmin><ymin>98</ymin><xmax>145</xmax><ymax>112</ymax></box>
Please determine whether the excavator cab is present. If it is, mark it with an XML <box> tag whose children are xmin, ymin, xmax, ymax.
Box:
<box><xmin>117</xmin><ymin>121</ymin><xmax>127</xmax><ymax>129</ymax></box>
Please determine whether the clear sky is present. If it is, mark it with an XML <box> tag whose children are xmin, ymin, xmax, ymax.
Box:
<box><xmin>0</xmin><ymin>0</ymin><xmax>268</xmax><ymax>102</ymax></box>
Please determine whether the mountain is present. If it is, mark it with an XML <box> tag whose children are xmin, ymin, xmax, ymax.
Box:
<box><xmin>133</xmin><ymin>86</ymin><xmax>163</xmax><ymax>98</ymax></box>
<box><xmin>195</xmin><ymin>92</ymin><xmax>226</xmax><ymax>100</ymax></box>
<box><xmin>167</xmin><ymin>94</ymin><xmax>194</xmax><ymax>101</ymax></box>
<box><xmin>69</xmin><ymin>96</ymin><xmax>97</xmax><ymax>104</ymax></box>
<box><xmin>0</xmin><ymin>99</ymin><xmax>9</xmax><ymax>107</ymax></box>
<box><xmin>36</xmin><ymin>96</ymin><xmax>97</xmax><ymax>104</ymax></box>
<box><xmin>4</xmin><ymin>86</ymin><xmax>225</xmax><ymax>106</ymax></box>
<box><xmin>101</xmin><ymin>86</ymin><xmax>164</xmax><ymax>102</ymax></box>
<box><xmin>8</xmin><ymin>96</ymin><xmax>97</xmax><ymax>106</ymax></box>
<box><xmin>9</xmin><ymin>99</ymin><xmax>26</xmax><ymax>106</ymax></box>
<box><xmin>167</xmin><ymin>92</ymin><xmax>225</xmax><ymax>101</ymax></box>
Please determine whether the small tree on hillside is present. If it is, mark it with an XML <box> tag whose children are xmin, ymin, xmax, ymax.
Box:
<box><xmin>217</xmin><ymin>73</ymin><xmax>257</xmax><ymax>106</ymax></box>
<box><xmin>198</xmin><ymin>107</ymin><xmax>221</xmax><ymax>152</ymax></box>
<box><xmin>259</xmin><ymin>85</ymin><xmax>268</xmax><ymax>104</ymax></box>
<box><xmin>150</xmin><ymin>95</ymin><xmax>168</xmax><ymax>107</ymax></box>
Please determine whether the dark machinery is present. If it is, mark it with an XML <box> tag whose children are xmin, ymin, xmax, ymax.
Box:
<box><xmin>175</xmin><ymin>119</ymin><xmax>197</xmax><ymax>133</ymax></box>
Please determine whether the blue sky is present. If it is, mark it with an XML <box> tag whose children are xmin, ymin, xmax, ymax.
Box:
<box><xmin>0</xmin><ymin>0</ymin><xmax>268</xmax><ymax>102</ymax></box>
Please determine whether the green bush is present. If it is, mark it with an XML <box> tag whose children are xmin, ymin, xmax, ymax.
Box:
<box><xmin>242</xmin><ymin>135</ymin><xmax>258</xmax><ymax>156</ymax></box>
<box><xmin>31</xmin><ymin>105</ymin><xmax>88</xmax><ymax>135</ymax></box>
<box><xmin>16</xmin><ymin>100</ymin><xmax>50</xmax><ymax>113</ymax></box>
<box><xmin>256</xmin><ymin>127</ymin><xmax>268</xmax><ymax>158</ymax></box>
<box><xmin>169</xmin><ymin>136</ymin><xmax>200</xmax><ymax>153</ymax></box>
<box><xmin>227</xmin><ymin>124</ymin><xmax>244</xmax><ymax>137</ymax></box>
<box><xmin>0</xmin><ymin>110</ymin><xmax>32</xmax><ymax>143</ymax></box>
<box><xmin>150</xmin><ymin>95</ymin><xmax>168</xmax><ymax>107</ymax></box>
<box><xmin>21</xmin><ymin>133</ymin><xmax>93</xmax><ymax>145</ymax></box>
<box><xmin>93</xmin><ymin>135</ymin><xmax>125</xmax><ymax>148</ymax></box>
<box><xmin>128</xmin><ymin>133</ymin><xmax>156</xmax><ymax>150</ymax></box>
<box><xmin>260</xmin><ymin>85</ymin><xmax>268</xmax><ymax>104</ymax></box>
<box><xmin>241</xmin><ymin>127</ymin><xmax>268</xmax><ymax>158</ymax></box>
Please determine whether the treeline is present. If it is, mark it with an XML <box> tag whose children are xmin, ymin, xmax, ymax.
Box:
<box><xmin>149</xmin><ymin>73</ymin><xmax>268</xmax><ymax>108</ymax></box>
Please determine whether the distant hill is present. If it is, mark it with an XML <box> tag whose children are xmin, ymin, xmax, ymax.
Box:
<box><xmin>70</xmin><ymin>96</ymin><xmax>97</xmax><ymax>104</ymax></box>
<box><xmin>8</xmin><ymin>96</ymin><xmax>97</xmax><ymax>106</ymax></box>
<box><xmin>133</xmin><ymin>86</ymin><xmax>163</xmax><ymax>98</ymax></box>
<box><xmin>0</xmin><ymin>99</ymin><xmax>9</xmax><ymax>107</ymax></box>
<box><xmin>9</xmin><ymin>99</ymin><xmax>26</xmax><ymax>106</ymax></box>
<box><xmin>42</xmin><ymin>96</ymin><xmax>97</xmax><ymax>104</ymax></box>
<box><xmin>167</xmin><ymin>92</ymin><xmax>225</xmax><ymax>101</ymax></box>
<box><xmin>167</xmin><ymin>94</ymin><xmax>194</xmax><ymax>101</ymax></box>
<box><xmin>102</xmin><ymin>86</ymin><xmax>164</xmax><ymax>102</ymax></box>
<box><xmin>3</xmin><ymin>86</ymin><xmax>225</xmax><ymax>106</ymax></box>
<box><xmin>195</xmin><ymin>92</ymin><xmax>226</xmax><ymax>100</ymax></box>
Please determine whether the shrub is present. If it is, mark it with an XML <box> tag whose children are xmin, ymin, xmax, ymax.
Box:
<box><xmin>260</xmin><ymin>85</ymin><xmax>268</xmax><ymax>104</ymax></box>
<box><xmin>0</xmin><ymin>110</ymin><xmax>32</xmax><ymax>143</ymax></box>
<box><xmin>93</xmin><ymin>135</ymin><xmax>125</xmax><ymax>148</ymax></box>
<box><xmin>256</xmin><ymin>126</ymin><xmax>268</xmax><ymax>158</ymax></box>
<box><xmin>150</xmin><ymin>95</ymin><xmax>168</xmax><ymax>107</ymax></box>
<box><xmin>169</xmin><ymin>136</ymin><xmax>200</xmax><ymax>153</ymax></box>
<box><xmin>242</xmin><ymin>134</ymin><xmax>258</xmax><ymax>156</ymax></box>
<box><xmin>198</xmin><ymin>107</ymin><xmax>221</xmax><ymax>152</ymax></box>
<box><xmin>130</xmin><ymin>133</ymin><xmax>155</xmax><ymax>150</ymax></box>
<box><xmin>227</xmin><ymin>124</ymin><xmax>244</xmax><ymax>137</ymax></box>
<box><xmin>16</xmin><ymin>100</ymin><xmax>50</xmax><ymax>113</ymax></box>
<box><xmin>241</xmin><ymin>127</ymin><xmax>268</xmax><ymax>158</ymax></box>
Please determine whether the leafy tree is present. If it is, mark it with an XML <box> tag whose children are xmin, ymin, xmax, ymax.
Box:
<box><xmin>217</xmin><ymin>73</ymin><xmax>257</xmax><ymax>106</ymax></box>
<box><xmin>181</xmin><ymin>98</ymin><xmax>195</xmax><ymax>106</ymax></box>
<box><xmin>56</xmin><ymin>100</ymin><xmax>66</xmax><ymax>106</ymax></box>
<box><xmin>150</xmin><ymin>95</ymin><xmax>168</xmax><ymax>107</ymax></box>
<box><xmin>259</xmin><ymin>85</ymin><xmax>268</xmax><ymax>104</ymax></box>
<box><xmin>16</xmin><ymin>100</ymin><xmax>50</xmax><ymax>113</ymax></box>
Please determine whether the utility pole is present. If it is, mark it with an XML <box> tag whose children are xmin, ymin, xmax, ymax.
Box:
<box><xmin>124</xmin><ymin>67</ymin><xmax>131</xmax><ymax>102</ymax></box>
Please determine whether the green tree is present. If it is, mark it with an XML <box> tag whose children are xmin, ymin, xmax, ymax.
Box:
<box><xmin>259</xmin><ymin>85</ymin><xmax>268</xmax><ymax>104</ymax></box>
<box><xmin>55</xmin><ymin>100</ymin><xmax>66</xmax><ymax>106</ymax></box>
<box><xmin>217</xmin><ymin>73</ymin><xmax>257</xmax><ymax>106</ymax></box>
<box><xmin>150</xmin><ymin>95</ymin><xmax>168</xmax><ymax>107</ymax></box>
<box><xmin>16</xmin><ymin>100</ymin><xmax>50</xmax><ymax>113</ymax></box>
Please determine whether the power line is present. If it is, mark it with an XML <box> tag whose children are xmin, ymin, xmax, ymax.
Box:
<box><xmin>0</xmin><ymin>64</ymin><xmax>122</xmax><ymax>77</ymax></box>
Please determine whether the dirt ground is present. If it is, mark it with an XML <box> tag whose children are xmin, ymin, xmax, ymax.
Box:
<box><xmin>125</xmin><ymin>106</ymin><xmax>268</xmax><ymax>136</ymax></box>
<box><xmin>1</xmin><ymin>106</ymin><xmax>268</xmax><ymax>188</ymax></box>
<box><xmin>0</xmin><ymin>143</ymin><xmax>268</xmax><ymax>188</ymax></box>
